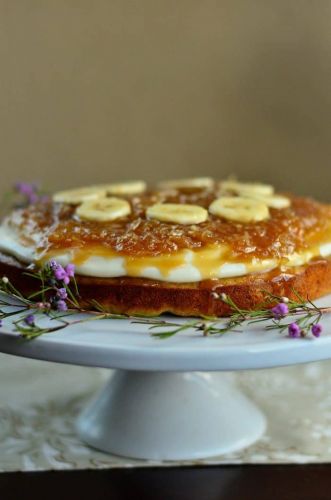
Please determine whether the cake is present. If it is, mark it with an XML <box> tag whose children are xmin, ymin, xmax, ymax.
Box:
<box><xmin>1</xmin><ymin>177</ymin><xmax>331</xmax><ymax>317</ymax></box>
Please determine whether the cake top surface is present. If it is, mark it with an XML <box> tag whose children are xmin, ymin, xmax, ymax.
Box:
<box><xmin>4</xmin><ymin>179</ymin><xmax>331</xmax><ymax>261</ymax></box>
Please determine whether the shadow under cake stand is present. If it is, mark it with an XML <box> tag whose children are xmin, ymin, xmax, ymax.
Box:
<box><xmin>0</xmin><ymin>295</ymin><xmax>330</xmax><ymax>461</ymax></box>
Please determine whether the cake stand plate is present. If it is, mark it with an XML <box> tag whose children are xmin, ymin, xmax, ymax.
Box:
<box><xmin>0</xmin><ymin>294</ymin><xmax>331</xmax><ymax>460</ymax></box>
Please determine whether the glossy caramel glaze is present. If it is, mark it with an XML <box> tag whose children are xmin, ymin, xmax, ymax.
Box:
<box><xmin>6</xmin><ymin>187</ymin><xmax>331</xmax><ymax>260</ymax></box>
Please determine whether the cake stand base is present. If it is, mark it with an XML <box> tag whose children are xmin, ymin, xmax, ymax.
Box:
<box><xmin>76</xmin><ymin>370</ymin><xmax>266</xmax><ymax>460</ymax></box>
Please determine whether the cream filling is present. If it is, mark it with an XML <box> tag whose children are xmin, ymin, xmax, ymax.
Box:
<box><xmin>0</xmin><ymin>224</ymin><xmax>331</xmax><ymax>283</ymax></box>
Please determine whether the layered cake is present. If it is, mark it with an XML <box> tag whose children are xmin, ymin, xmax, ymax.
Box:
<box><xmin>1</xmin><ymin>178</ymin><xmax>331</xmax><ymax>316</ymax></box>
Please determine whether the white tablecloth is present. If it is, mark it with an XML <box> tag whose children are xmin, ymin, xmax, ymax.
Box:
<box><xmin>0</xmin><ymin>353</ymin><xmax>330</xmax><ymax>471</ymax></box>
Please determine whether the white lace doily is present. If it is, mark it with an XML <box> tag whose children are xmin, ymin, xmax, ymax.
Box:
<box><xmin>1</xmin><ymin>353</ymin><xmax>331</xmax><ymax>472</ymax></box>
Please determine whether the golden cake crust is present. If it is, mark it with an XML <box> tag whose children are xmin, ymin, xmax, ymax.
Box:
<box><xmin>1</xmin><ymin>252</ymin><xmax>331</xmax><ymax>317</ymax></box>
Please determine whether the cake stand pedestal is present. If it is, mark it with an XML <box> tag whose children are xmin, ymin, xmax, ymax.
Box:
<box><xmin>76</xmin><ymin>370</ymin><xmax>265</xmax><ymax>460</ymax></box>
<box><xmin>0</xmin><ymin>294</ymin><xmax>331</xmax><ymax>460</ymax></box>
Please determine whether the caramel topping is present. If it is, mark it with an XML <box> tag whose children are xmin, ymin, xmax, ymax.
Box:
<box><xmin>6</xmin><ymin>187</ymin><xmax>331</xmax><ymax>260</ymax></box>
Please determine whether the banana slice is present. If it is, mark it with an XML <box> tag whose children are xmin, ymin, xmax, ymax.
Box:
<box><xmin>158</xmin><ymin>177</ymin><xmax>214</xmax><ymax>190</ymax></box>
<box><xmin>220</xmin><ymin>180</ymin><xmax>274</xmax><ymax>197</ymax></box>
<box><xmin>53</xmin><ymin>186</ymin><xmax>107</xmax><ymax>204</ymax></box>
<box><xmin>209</xmin><ymin>196</ymin><xmax>269</xmax><ymax>223</ymax></box>
<box><xmin>104</xmin><ymin>180</ymin><xmax>146</xmax><ymax>195</ymax></box>
<box><xmin>76</xmin><ymin>197</ymin><xmax>131</xmax><ymax>222</ymax></box>
<box><xmin>245</xmin><ymin>193</ymin><xmax>291</xmax><ymax>209</ymax></box>
<box><xmin>146</xmin><ymin>203</ymin><xmax>208</xmax><ymax>225</ymax></box>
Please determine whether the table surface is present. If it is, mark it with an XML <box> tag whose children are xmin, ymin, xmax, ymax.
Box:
<box><xmin>0</xmin><ymin>465</ymin><xmax>329</xmax><ymax>500</ymax></box>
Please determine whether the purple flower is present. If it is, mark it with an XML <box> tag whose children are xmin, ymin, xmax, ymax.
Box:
<box><xmin>14</xmin><ymin>182</ymin><xmax>43</xmax><ymax>205</ymax></box>
<box><xmin>24</xmin><ymin>314</ymin><xmax>35</xmax><ymax>326</ymax></box>
<box><xmin>65</xmin><ymin>264</ymin><xmax>75</xmax><ymax>278</ymax></box>
<box><xmin>54</xmin><ymin>265</ymin><xmax>67</xmax><ymax>281</ymax></box>
<box><xmin>271</xmin><ymin>302</ymin><xmax>289</xmax><ymax>319</ymax></box>
<box><xmin>50</xmin><ymin>261</ymin><xmax>73</xmax><ymax>285</ymax></box>
<box><xmin>56</xmin><ymin>288</ymin><xmax>68</xmax><ymax>300</ymax></box>
<box><xmin>14</xmin><ymin>182</ymin><xmax>49</xmax><ymax>206</ymax></box>
<box><xmin>15</xmin><ymin>182</ymin><xmax>37</xmax><ymax>196</ymax></box>
<box><xmin>63</xmin><ymin>275</ymin><xmax>70</xmax><ymax>285</ymax></box>
<box><xmin>312</xmin><ymin>323</ymin><xmax>323</xmax><ymax>338</ymax></box>
<box><xmin>288</xmin><ymin>322</ymin><xmax>301</xmax><ymax>338</ymax></box>
<box><xmin>57</xmin><ymin>300</ymin><xmax>68</xmax><ymax>312</ymax></box>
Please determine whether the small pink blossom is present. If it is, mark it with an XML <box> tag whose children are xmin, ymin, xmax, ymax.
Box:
<box><xmin>271</xmin><ymin>302</ymin><xmax>289</xmax><ymax>319</ymax></box>
<box><xmin>312</xmin><ymin>324</ymin><xmax>322</xmax><ymax>337</ymax></box>
<box><xmin>57</xmin><ymin>300</ymin><xmax>68</xmax><ymax>312</ymax></box>
<box><xmin>65</xmin><ymin>264</ymin><xmax>75</xmax><ymax>278</ymax></box>
<box><xmin>288</xmin><ymin>323</ymin><xmax>300</xmax><ymax>338</ymax></box>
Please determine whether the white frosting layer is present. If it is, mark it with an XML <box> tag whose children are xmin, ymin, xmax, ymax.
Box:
<box><xmin>0</xmin><ymin>224</ymin><xmax>331</xmax><ymax>283</ymax></box>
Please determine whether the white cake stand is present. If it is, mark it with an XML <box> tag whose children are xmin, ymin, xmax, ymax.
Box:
<box><xmin>0</xmin><ymin>295</ymin><xmax>331</xmax><ymax>461</ymax></box>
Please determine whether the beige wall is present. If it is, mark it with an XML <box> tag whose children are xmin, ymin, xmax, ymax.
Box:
<box><xmin>0</xmin><ymin>1</ymin><xmax>331</xmax><ymax>199</ymax></box>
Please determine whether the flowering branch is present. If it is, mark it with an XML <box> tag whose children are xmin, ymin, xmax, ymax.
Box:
<box><xmin>0</xmin><ymin>262</ymin><xmax>129</xmax><ymax>340</ymax></box>
<box><xmin>134</xmin><ymin>291</ymin><xmax>326</xmax><ymax>339</ymax></box>
<box><xmin>0</xmin><ymin>260</ymin><xmax>327</xmax><ymax>341</ymax></box>
<box><xmin>0</xmin><ymin>182</ymin><xmax>49</xmax><ymax>218</ymax></box>
<box><xmin>14</xmin><ymin>182</ymin><xmax>49</xmax><ymax>206</ymax></box>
